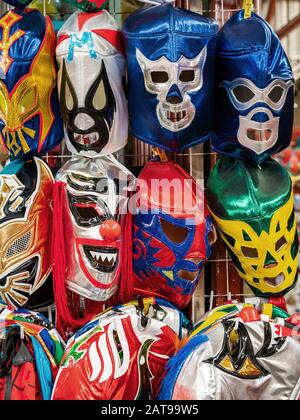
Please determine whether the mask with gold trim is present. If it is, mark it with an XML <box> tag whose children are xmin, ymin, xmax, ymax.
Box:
<box><xmin>206</xmin><ymin>157</ymin><xmax>299</xmax><ymax>297</ymax></box>
<box><xmin>0</xmin><ymin>8</ymin><xmax>63</xmax><ymax>160</ymax></box>
<box><xmin>159</xmin><ymin>312</ymin><xmax>300</xmax><ymax>400</ymax></box>
<box><xmin>0</xmin><ymin>157</ymin><xmax>54</xmax><ymax>309</ymax></box>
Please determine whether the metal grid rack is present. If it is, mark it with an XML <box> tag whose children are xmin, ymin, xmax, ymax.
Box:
<box><xmin>0</xmin><ymin>0</ymin><xmax>264</xmax><ymax>323</ymax></box>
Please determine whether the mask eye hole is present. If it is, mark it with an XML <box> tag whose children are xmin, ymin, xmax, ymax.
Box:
<box><xmin>232</xmin><ymin>85</ymin><xmax>255</xmax><ymax>103</ymax></box>
<box><xmin>151</xmin><ymin>71</ymin><xmax>169</xmax><ymax>83</ymax></box>
<box><xmin>92</xmin><ymin>79</ymin><xmax>107</xmax><ymax>111</ymax></box>
<box><xmin>268</xmin><ymin>86</ymin><xmax>285</xmax><ymax>103</ymax></box>
<box><xmin>65</xmin><ymin>80</ymin><xmax>75</xmax><ymax>111</ymax></box>
<box><xmin>179</xmin><ymin>70</ymin><xmax>195</xmax><ymax>82</ymax></box>
<box><xmin>275</xmin><ymin>236</ymin><xmax>287</xmax><ymax>251</ymax></box>
<box><xmin>241</xmin><ymin>246</ymin><xmax>259</xmax><ymax>258</ymax></box>
<box><xmin>160</xmin><ymin>218</ymin><xmax>188</xmax><ymax>244</ymax></box>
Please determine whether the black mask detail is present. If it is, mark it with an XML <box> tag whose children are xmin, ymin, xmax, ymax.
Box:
<box><xmin>0</xmin><ymin>161</ymin><xmax>38</xmax><ymax>226</ymax></box>
<box><xmin>60</xmin><ymin>59</ymin><xmax>116</xmax><ymax>154</ymax></box>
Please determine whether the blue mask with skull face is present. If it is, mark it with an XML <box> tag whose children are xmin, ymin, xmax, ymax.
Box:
<box><xmin>213</xmin><ymin>11</ymin><xmax>294</xmax><ymax>166</ymax></box>
<box><xmin>123</xmin><ymin>4</ymin><xmax>218</xmax><ymax>152</ymax></box>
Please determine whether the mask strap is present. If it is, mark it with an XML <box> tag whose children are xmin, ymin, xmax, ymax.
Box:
<box><xmin>243</xmin><ymin>0</ymin><xmax>253</xmax><ymax>19</ymax></box>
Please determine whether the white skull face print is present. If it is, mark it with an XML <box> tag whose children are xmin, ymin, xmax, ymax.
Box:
<box><xmin>221</xmin><ymin>78</ymin><xmax>294</xmax><ymax>155</ymax></box>
<box><xmin>136</xmin><ymin>47</ymin><xmax>207</xmax><ymax>132</ymax></box>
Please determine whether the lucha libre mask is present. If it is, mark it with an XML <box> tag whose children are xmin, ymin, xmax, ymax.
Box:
<box><xmin>206</xmin><ymin>157</ymin><xmax>299</xmax><ymax>297</ymax></box>
<box><xmin>123</xmin><ymin>3</ymin><xmax>218</xmax><ymax>152</ymax></box>
<box><xmin>0</xmin><ymin>157</ymin><xmax>54</xmax><ymax>309</ymax></box>
<box><xmin>132</xmin><ymin>160</ymin><xmax>216</xmax><ymax>309</ymax></box>
<box><xmin>54</xmin><ymin>155</ymin><xmax>134</xmax><ymax>303</ymax></box>
<box><xmin>0</xmin><ymin>8</ymin><xmax>63</xmax><ymax>160</ymax></box>
<box><xmin>213</xmin><ymin>11</ymin><xmax>294</xmax><ymax>166</ymax></box>
<box><xmin>52</xmin><ymin>298</ymin><xmax>190</xmax><ymax>400</ymax></box>
<box><xmin>56</xmin><ymin>10</ymin><xmax>128</xmax><ymax>157</ymax></box>
<box><xmin>159</xmin><ymin>308</ymin><xmax>300</xmax><ymax>400</ymax></box>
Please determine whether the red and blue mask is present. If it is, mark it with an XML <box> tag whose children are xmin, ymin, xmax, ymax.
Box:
<box><xmin>0</xmin><ymin>7</ymin><xmax>63</xmax><ymax>160</ymax></box>
<box><xmin>213</xmin><ymin>11</ymin><xmax>294</xmax><ymax>166</ymax></box>
<box><xmin>132</xmin><ymin>160</ymin><xmax>215</xmax><ymax>309</ymax></box>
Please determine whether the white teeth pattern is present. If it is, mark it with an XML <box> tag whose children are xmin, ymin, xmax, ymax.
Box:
<box><xmin>90</xmin><ymin>251</ymin><xmax>117</xmax><ymax>265</ymax></box>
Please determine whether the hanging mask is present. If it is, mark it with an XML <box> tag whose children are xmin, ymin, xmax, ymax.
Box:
<box><xmin>0</xmin><ymin>8</ymin><xmax>63</xmax><ymax>160</ymax></box>
<box><xmin>54</xmin><ymin>155</ymin><xmax>134</xmax><ymax>306</ymax></box>
<box><xmin>213</xmin><ymin>11</ymin><xmax>294</xmax><ymax>166</ymax></box>
<box><xmin>0</xmin><ymin>157</ymin><xmax>54</xmax><ymax>310</ymax></box>
<box><xmin>52</xmin><ymin>298</ymin><xmax>189</xmax><ymax>400</ymax></box>
<box><xmin>159</xmin><ymin>309</ymin><xmax>300</xmax><ymax>400</ymax></box>
<box><xmin>133</xmin><ymin>160</ymin><xmax>216</xmax><ymax>309</ymax></box>
<box><xmin>206</xmin><ymin>157</ymin><xmax>299</xmax><ymax>298</ymax></box>
<box><xmin>123</xmin><ymin>3</ymin><xmax>218</xmax><ymax>152</ymax></box>
<box><xmin>56</xmin><ymin>10</ymin><xmax>128</xmax><ymax>157</ymax></box>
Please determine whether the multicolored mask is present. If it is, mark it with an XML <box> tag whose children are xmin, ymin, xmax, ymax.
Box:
<box><xmin>0</xmin><ymin>157</ymin><xmax>54</xmax><ymax>309</ymax></box>
<box><xmin>123</xmin><ymin>4</ymin><xmax>218</xmax><ymax>152</ymax></box>
<box><xmin>53</xmin><ymin>155</ymin><xmax>135</xmax><ymax>335</ymax></box>
<box><xmin>206</xmin><ymin>157</ymin><xmax>299</xmax><ymax>297</ymax></box>
<box><xmin>56</xmin><ymin>10</ymin><xmax>128</xmax><ymax>157</ymax></box>
<box><xmin>52</xmin><ymin>298</ymin><xmax>189</xmax><ymax>400</ymax></box>
<box><xmin>159</xmin><ymin>307</ymin><xmax>300</xmax><ymax>400</ymax></box>
<box><xmin>0</xmin><ymin>8</ymin><xmax>63</xmax><ymax>160</ymax></box>
<box><xmin>213</xmin><ymin>11</ymin><xmax>294</xmax><ymax>166</ymax></box>
<box><xmin>133</xmin><ymin>160</ymin><xmax>215</xmax><ymax>309</ymax></box>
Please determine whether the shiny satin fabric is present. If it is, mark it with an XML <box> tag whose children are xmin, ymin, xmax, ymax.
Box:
<box><xmin>55</xmin><ymin>155</ymin><xmax>134</xmax><ymax>302</ymax></box>
<box><xmin>56</xmin><ymin>10</ymin><xmax>128</xmax><ymax>158</ymax></box>
<box><xmin>124</xmin><ymin>4</ymin><xmax>218</xmax><ymax>152</ymax></box>
<box><xmin>133</xmin><ymin>160</ymin><xmax>216</xmax><ymax>309</ymax></box>
<box><xmin>0</xmin><ymin>8</ymin><xmax>63</xmax><ymax>160</ymax></box>
<box><xmin>206</xmin><ymin>157</ymin><xmax>299</xmax><ymax>297</ymax></box>
<box><xmin>213</xmin><ymin>11</ymin><xmax>294</xmax><ymax>166</ymax></box>
<box><xmin>52</xmin><ymin>298</ymin><xmax>190</xmax><ymax>400</ymax></box>
<box><xmin>1</xmin><ymin>0</ymin><xmax>32</xmax><ymax>7</ymax></box>
<box><xmin>159</xmin><ymin>308</ymin><xmax>300</xmax><ymax>400</ymax></box>
<box><xmin>0</xmin><ymin>157</ymin><xmax>54</xmax><ymax>309</ymax></box>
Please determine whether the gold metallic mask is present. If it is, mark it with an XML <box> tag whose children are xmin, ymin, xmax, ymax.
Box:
<box><xmin>0</xmin><ymin>16</ymin><xmax>56</xmax><ymax>157</ymax></box>
<box><xmin>0</xmin><ymin>158</ymin><xmax>54</xmax><ymax>308</ymax></box>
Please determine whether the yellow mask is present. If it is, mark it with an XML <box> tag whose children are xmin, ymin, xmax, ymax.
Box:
<box><xmin>210</xmin><ymin>193</ymin><xmax>298</xmax><ymax>296</ymax></box>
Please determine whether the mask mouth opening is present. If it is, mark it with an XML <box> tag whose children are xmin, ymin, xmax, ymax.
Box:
<box><xmin>264</xmin><ymin>272</ymin><xmax>285</xmax><ymax>288</ymax></box>
<box><xmin>166</xmin><ymin>110</ymin><xmax>187</xmax><ymax>123</ymax></box>
<box><xmin>178</xmin><ymin>258</ymin><xmax>203</xmax><ymax>282</ymax></box>
<box><xmin>74</xmin><ymin>132</ymin><xmax>100</xmax><ymax>146</ymax></box>
<box><xmin>83</xmin><ymin>245</ymin><xmax>118</xmax><ymax>273</ymax></box>
<box><xmin>247</xmin><ymin>129</ymin><xmax>272</xmax><ymax>142</ymax></box>
<box><xmin>178</xmin><ymin>269</ymin><xmax>199</xmax><ymax>282</ymax></box>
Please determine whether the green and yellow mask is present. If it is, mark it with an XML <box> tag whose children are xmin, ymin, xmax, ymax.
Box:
<box><xmin>207</xmin><ymin>157</ymin><xmax>299</xmax><ymax>297</ymax></box>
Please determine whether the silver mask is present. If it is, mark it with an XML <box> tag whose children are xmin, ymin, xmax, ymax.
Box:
<box><xmin>221</xmin><ymin>78</ymin><xmax>294</xmax><ymax>155</ymax></box>
<box><xmin>136</xmin><ymin>47</ymin><xmax>207</xmax><ymax>132</ymax></box>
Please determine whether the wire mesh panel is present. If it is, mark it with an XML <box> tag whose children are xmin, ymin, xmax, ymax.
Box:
<box><xmin>0</xmin><ymin>0</ymin><xmax>273</xmax><ymax>322</ymax></box>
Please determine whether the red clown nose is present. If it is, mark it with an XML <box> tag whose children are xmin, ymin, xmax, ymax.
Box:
<box><xmin>99</xmin><ymin>220</ymin><xmax>121</xmax><ymax>240</ymax></box>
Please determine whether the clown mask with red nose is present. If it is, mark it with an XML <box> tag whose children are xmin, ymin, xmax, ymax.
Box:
<box><xmin>52</xmin><ymin>155</ymin><xmax>135</xmax><ymax>335</ymax></box>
